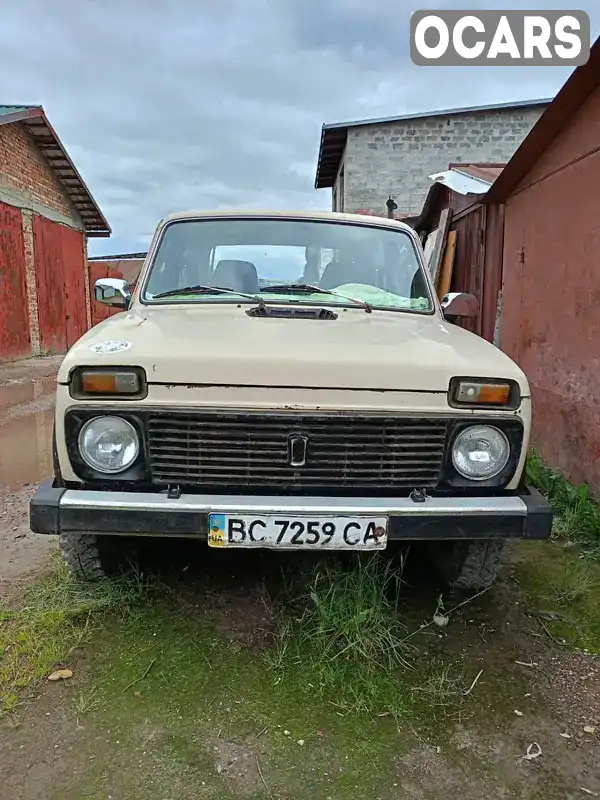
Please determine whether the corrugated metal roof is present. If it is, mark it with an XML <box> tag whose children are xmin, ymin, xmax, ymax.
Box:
<box><xmin>406</xmin><ymin>162</ymin><xmax>505</xmax><ymax>231</ymax></box>
<box><xmin>429</xmin><ymin>163</ymin><xmax>505</xmax><ymax>195</ymax></box>
<box><xmin>0</xmin><ymin>104</ymin><xmax>110</xmax><ymax>236</ymax></box>
<box><xmin>451</xmin><ymin>164</ymin><xmax>505</xmax><ymax>184</ymax></box>
<box><xmin>0</xmin><ymin>105</ymin><xmax>37</xmax><ymax>116</ymax></box>
<box><xmin>320</xmin><ymin>97</ymin><xmax>553</xmax><ymax>134</ymax></box>
<box><xmin>428</xmin><ymin>169</ymin><xmax>491</xmax><ymax>196</ymax></box>
<box><xmin>315</xmin><ymin>97</ymin><xmax>552</xmax><ymax>190</ymax></box>
<box><xmin>487</xmin><ymin>35</ymin><xmax>600</xmax><ymax>203</ymax></box>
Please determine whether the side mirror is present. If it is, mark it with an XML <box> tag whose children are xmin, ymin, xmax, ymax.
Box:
<box><xmin>441</xmin><ymin>292</ymin><xmax>479</xmax><ymax>319</ymax></box>
<box><xmin>94</xmin><ymin>278</ymin><xmax>131</xmax><ymax>308</ymax></box>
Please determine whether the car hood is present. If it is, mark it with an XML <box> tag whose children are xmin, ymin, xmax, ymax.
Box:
<box><xmin>58</xmin><ymin>304</ymin><xmax>529</xmax><ymax>394</ymax></box>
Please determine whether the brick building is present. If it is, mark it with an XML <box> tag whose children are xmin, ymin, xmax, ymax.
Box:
<box><xmin>314</xmin><ymin>98</ymin><xmax>549</xmax><ymax>216</ymax></box>
<box><xmin>0</xmin><ymin>105</ymin><xmax>110</xmax><ymax>361</ymax></box>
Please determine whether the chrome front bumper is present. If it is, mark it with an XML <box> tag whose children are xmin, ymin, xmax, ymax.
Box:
<box><xmin>30</xmin><ymin>480</ymin><xmax>553</xmax><ymax>541</ymax></box>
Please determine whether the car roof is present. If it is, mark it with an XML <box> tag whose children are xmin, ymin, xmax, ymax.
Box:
<box><xmin>159</xmin><ymin>208</ymin><xmax>414</xmax><ymax>233</ymax></box>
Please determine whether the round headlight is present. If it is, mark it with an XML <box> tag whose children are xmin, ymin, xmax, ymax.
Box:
<box><xmin>78</xmin><ymin>416</ymin><xmax>139</xmax><ymax>474</ymax></box>
<box><xmin>451</xmin><ymin>425</ymin><xmax>510</xmax><ymax>481</ymax></box>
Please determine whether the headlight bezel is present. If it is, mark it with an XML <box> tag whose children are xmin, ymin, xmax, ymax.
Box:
<box><xmin>78</xmin><ymin>415</ymin><xmax>140</xmax><ymax>474</ymax></box>
<box><xmin>442</xmin><ymin>418</ymin><xmax>524</xmax><ymax>489</ymax></box>
<box><xmin>65</xmin><ymin>408</ymin><xmax>148</xmax><ymax>482</ymax></box>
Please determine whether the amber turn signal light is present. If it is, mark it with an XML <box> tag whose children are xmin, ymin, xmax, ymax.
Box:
<box><xmin>78</xmin><ymin>370</ymin><xmax>142</xmax><ymax>396</ymax></box>
<box><xmin>454</xmin><ymin>381</ymin><xmax>511</xmax><ymax>406</ymax></box>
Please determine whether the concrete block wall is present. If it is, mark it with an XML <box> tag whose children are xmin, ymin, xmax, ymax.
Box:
<box><xmin>338</xmin><ymin>105</ymin><xmax>547</xmax><ymax>215</ymax></box>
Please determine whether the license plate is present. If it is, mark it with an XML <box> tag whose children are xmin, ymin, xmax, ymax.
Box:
<box><xmin>207</xmin><ymin>514</ymin><xmax>388</xmax><ymax>550</ymax></box>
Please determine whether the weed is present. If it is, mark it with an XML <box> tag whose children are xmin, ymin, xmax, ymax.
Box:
<box><xmin>267</xmin><ymin>553</ymin><xmax>423</xmax><ymax>719</ymax></box>
<box><xmin>544</xmin><ymin>559</ymin><xmax>598</xmax><ymax>606</ymax></box>
<box><xmin>514</xmin><ymin>540</ymin><xmax>600</xmax><ymax>653</ymax></box>
<box><xmin>73</xmin><ymin>686</ymin><xmax>104</xmax><ymax>716</ymax></box>
<box><xmin>0</xmin><ymin>556</ymin><xmax>149</xmax><ymax>716</ymax></box>
<box><xmin>293</xmin><ymin>554</ymin><xmax>410</xmax><ymax>670</ymax></box>
<box><xmin>411</xmin><ymin>663</ymin><xmax>465</xmax><ymax>708</ymax></box>
<box><xmin>526</xmin><ymin>451</ymin><xmax>600</xmax><ymax>551</ymax></box>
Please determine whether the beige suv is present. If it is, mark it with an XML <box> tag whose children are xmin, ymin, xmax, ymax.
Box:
<box><xmin>30</xmin><ymin>210</ymin><xmax>552</xmax><ymax>588</ymax></box>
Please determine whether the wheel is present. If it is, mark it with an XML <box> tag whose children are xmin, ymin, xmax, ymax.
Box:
<box><xmin>59</xmin><ymin>532</ymin><xmax>127</xmax><ymax>580</ymax></box>
<box><xmin>428</xmin><ymin>539</ymin><xmax>505</xmax><ymax>590</ymax></box>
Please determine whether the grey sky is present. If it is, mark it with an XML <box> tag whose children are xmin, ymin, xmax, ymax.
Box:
<box><xmin>0</xmin><ymin>0</ymin><xmax>597</xmax><ymax>255</ymax></box>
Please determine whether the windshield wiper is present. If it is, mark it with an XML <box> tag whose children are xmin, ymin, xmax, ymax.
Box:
<box><xmin>260</xmin><ymin>283</ymin><xmax>372</xmax><ymax>313</ymax></box>
<box><xmin>152</xmin><ymin>284</ymin><xmax>264</xmax><ymax>304</ymax></box>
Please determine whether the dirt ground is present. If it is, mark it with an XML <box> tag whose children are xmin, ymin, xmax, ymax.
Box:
<box><xmin>0</xmin><ymin>357</ymin><xmax>61</xmax><ymax>598</ymax></box>
<box><xmin>0</xmin><ymin>357</ymin><xmax>599</xmax><ymax>799</ymax></box>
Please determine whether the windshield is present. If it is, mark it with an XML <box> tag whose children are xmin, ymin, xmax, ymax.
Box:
<box><xmin>142</xmin><ymin>218</ymin><xmax>433</xmax><ymax>313</ymax></box>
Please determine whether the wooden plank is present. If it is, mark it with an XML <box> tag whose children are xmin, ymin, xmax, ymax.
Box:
<box><xmin>423</xmin><ymin>228</ymin><xmax>438</xmax><ymax>266</ymax></box>
<box><xmin>427</xmin><ymin>208</ymin><xmax>451</xmax><ymax>286</ymax></box>
<box><xmin>436</xmin><ymin>229</ymin><xmax>457</xmax><ymax>300</ymax></box>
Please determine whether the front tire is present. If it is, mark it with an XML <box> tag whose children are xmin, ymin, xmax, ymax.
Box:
<box><xmin>428</xmin><ymin>539</ymin><xmax>505</xmax><ymax>590</ymax></box>
<box><xmin>59</xmin><ymin>533</ymin><xmax>120</xmax><ymax>580</ymax></box>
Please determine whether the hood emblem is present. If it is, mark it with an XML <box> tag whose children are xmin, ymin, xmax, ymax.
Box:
<box><xmin>288</xmin><ymin>435</ymin><xmax>308</xmax><ymax>467</ymax></box>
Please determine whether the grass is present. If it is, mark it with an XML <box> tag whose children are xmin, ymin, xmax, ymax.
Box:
<box><xmin>265</xmin><ymin>552</ymin><xmax>469</xmax><ymax>724</ymax></box>
<box><xmin>526</xmin><ymin>450</ymin><xmax>600</xmax><ymax>554</ymax></box>
<box><xmin>544</xmin><ymin>559</ymin><xmax>598</xmax><ymax>606</ymax></box>
<box><xmin>0</xmin><ymin>556</ymin><xmax>148</xmax><ymax>715</ymax></box>
<box><xmin>72</xmin><ymin>686</ymin><xmax>104</xmax><ymax>716</ymax></box>
<box><xmin>77</xmin><ymin>599</ymin><xmax>413</xmax><ymax>799</ymax></box>
<box><xmin>1</xmin><ymin>543</ymin><xmax>583</xmax><ymax>798</ymax></box>
<box><xmin>513</xmin><ymin>540</ymin><xmax>600</xmax><ymax>653</ymax></box>
<box><xmin>271</xmin><ymin>553</ymin><xmax>414</xmax><ymax>718</ymax></box>
<box><xmin>282</xmin><ymin>553</ymin><xmax>410</xmax><ymax>669</ymax></box>
<box><xmin>521</xmin><ymin>452</ymin><xmax>600</xmax><ymax>650</ymax></box>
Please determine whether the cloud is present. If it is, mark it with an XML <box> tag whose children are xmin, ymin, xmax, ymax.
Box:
<box><xmin>0</xmin><ymin>0</ymin><xmax>596</xmax><ymax>254</ymax></box>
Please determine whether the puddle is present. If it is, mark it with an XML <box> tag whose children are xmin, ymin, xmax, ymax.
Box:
<box><xmin>0</xmin><ymin>376</ymin><xmax>56</xmax><ymax>415</ymax></box>
<box><xmin>0</xmin><ymin>407</ymin><xmax>54</xmax><ymax>488</ymax></box>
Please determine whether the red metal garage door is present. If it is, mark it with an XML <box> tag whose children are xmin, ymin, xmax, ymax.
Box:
<box><xmin>34</xmin><ymin>216</ymin><xmax>67</xmax><ymax>353</ymax></box>
<box><xmin>61</xmin><ymin>225</ymin><xmax>88</xmax><ymax>347</ymax></box>
<box><xmin>34</xmin><ymin>216</ymin><xmax>87</xmax><ymax>353</ymax></box>
<box><xmin>0</xmin><ymin>201</ymin><xmax>30</xmax><ymax>360</ymax></box>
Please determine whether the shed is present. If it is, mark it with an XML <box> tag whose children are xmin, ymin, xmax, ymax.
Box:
<box><xmin>408</xmin><ymin>163</ymin><xmax>505</xmax><ymax>343</ymax></box>
<box><xmin>486</xmin><ymin>36</ymin><xmax>600</xmax><ymax>493</ymax></box>
<box><xmin>0</xmin><ymin>105</ymin><xmax>110</xmax><ymax>360</ymax></box>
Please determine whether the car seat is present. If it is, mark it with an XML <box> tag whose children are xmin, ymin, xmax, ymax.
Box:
<box><xmin>320</xmin><ymin>259</ymin><xmax>373</xmax><ymax>290</ymax></box>
<box><xmin>212</xmin><ymin>260</ymin><xmax>260</xmax><ymax>294</ymax></box>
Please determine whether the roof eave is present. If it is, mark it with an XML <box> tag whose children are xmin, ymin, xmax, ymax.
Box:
<box><xmin>0</xmin><ymin>107</ymin><xmax>111</xmax><ymax>236</ymax></box>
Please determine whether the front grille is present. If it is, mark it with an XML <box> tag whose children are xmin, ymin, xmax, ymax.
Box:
<box><xmin>146</xmin><ymin>411</ymin><xmax>449</xmax><ymax>496</ymax></box>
